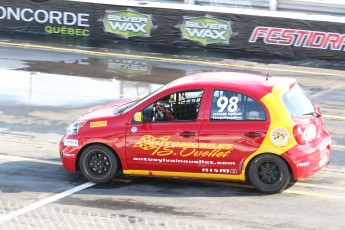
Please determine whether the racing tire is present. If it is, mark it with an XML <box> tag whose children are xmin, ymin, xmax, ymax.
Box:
<box><xmin>248</xmin><ymin>154</ymin><xmax>290</xmax><ymax>194</ymax></box>
<box><xmin>79</xmin><ymin>145</ymin><xmax>118</xmax><ymax>183</ymax></box>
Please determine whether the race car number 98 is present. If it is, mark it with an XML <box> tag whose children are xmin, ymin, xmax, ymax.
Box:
<box><xmin>217</xmin><ymin>96</ymin><xmax>238</xmax><ymax>112</ymax></box>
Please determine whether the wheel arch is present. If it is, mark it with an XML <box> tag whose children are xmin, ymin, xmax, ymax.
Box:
<box><xmin>244</xmin><ymin>152</ymin><xmax>294</xmax><ymax>182</ymax></box>
<box><xmin>76</xmin><ymin>142</ymin><xmax>123</xmax><ymax>174</ymax></box>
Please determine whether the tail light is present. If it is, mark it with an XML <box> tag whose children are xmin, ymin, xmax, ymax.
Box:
<box><xmin>293</xmin><ymin>124</ymin><xmax>306</xmax><ymax>145</ymax></box>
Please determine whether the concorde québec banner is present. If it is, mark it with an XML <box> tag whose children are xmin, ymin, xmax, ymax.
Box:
<box><xmin>0</xmin><ymin>0</ymin><xmax>345</xmax><ymax>60</ymax></box>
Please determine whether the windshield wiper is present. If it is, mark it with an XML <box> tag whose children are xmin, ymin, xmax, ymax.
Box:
<box><xmin>303</xmin><ymin>111</ymin><xmax>321</xmax><ymax>117</ymax></box>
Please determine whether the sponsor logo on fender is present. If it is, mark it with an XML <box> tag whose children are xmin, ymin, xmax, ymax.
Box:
<box><xmin>270</xmin><ymin>127</ymin><xmax>289</xmax><ymax>146</ymax></box>
<box><xmin>249</xmin><ymin>26</ymin><xmax>345</xmax><ymax>51</ymax></box>
<box><xmin>62</xmin><ymin>152</ymin><xmax>76</xmax><ymax>158</ymax></box>
<box><xmin>180</xmin><ymin>16</ymin><xmax>232</xmax><ymax>45</ymax></box>
<box><xmin>90</xmin><ymin>121</ymin><xmax>107</xmax><ymax>128</ymax></box>
<box><xmin>63</xmin><ymin>139</ymin><xmax>78</xmax><ymax>147</ymax></box>
<box><xmin>297</xmin><ymin>162</ymin><xmax>310</xmax><ymax>167</ymax></box>
<box><xmin>134</xmin><ymin>135</ymin><xmax>233</xmax><ymax>158</ymax></box>
<box><xmin>103</xmin><ymin>10</ymin><xmax>152</xmax><ymax>38</ymax></box>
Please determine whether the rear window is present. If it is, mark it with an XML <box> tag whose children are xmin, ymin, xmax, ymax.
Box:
<box><xmin>282</xmin><ymin>85</ymin><xmax>315</xmax><ymax>117</ymax></box>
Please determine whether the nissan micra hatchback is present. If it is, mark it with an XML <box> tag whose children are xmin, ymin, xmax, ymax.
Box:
<box><xmin>60</xmin><ymin>72</ymin><xmax>331</xmax><ymax>193</ymax></box>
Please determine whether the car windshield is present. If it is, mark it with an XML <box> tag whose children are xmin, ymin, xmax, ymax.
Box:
<box><xmin>282</xmin><ymin>85</ymin><xmax>315</xmax><ymax>117</ymax></box>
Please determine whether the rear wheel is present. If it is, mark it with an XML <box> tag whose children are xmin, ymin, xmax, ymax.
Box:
<box><xmin>248</xmin><ymin>154</ymin><xmax>290</xmax><ymax>194</ymax></box>
<box><xmin>79</xmin><ymin>145</ymin><xmax>118</xmax><ymax>183</ymax></box>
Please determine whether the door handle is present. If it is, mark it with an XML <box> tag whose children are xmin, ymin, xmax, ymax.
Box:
<box><xmin>179</xmin><ymin>132</ymin><xmax>196</xmax><ymax>137</ymax></box>
<box><xmin>244</xmin><ymin>132</ymin><xmax>262</xmax><ymax>137</ymax></box>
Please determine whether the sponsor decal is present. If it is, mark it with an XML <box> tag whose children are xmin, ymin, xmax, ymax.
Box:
<box><xmin>62</xmin><ymin>152</ymin><xmax>76</xmax><ymax>158</ymax></box>
<box><xmin>133</xmin><ymin>157</ymin><xmax>235</xmax><ymax>166</ymax></box>
<box><xmin>107</xmin><ymin>59</ymin><xmax>152</xmax><ymax>76</ymax></box>
<box><xmin>202</xmin><ymin>168</ymin><xmax>237</xmax><ymax>174</ymax></box>
<box><xmin>303</xmin><ymin>124</ymin><xmax>316</xmax><ymax>142</ymax></box>
<box><xmin>270</xmin><ymin>127</ymin><xmax>289</xmax><ymax>146</ymax></box>
<box><xmin>249</xmin><ymin>26</ymin><xmax>345</xmax><ymax>51</ymax></box>
<box><xmin>102</xmin><ymin>9</ymin><xmax>153</xmax><ymax>38</ymax></box>
<box><xmin>131</xmin><ymin>126</ymin><xmax>138</xmax><ymax>133</ymax></box>
<box><xmin>297</xmin><ymin>162</ymin><xmax>310</xmax><ymax>167</ymax></box>
<box><xmin>248</xmin><ymin>111</ymin><xmax>260</xmax><ymax>118</ymax></box>
<box><xmin>63</xmin><ymin>139</ymin><xmax>78</xmax><ymax>147</ymax></box>
<box><xmin>90</xmin><ymin>121</ymin><xmax>107</xmax><ymax>128</ymax></box>
<box><xmin>134</xmin><ymin>135</ymin><xmax>233</xmax><ymax>158</ymax></box>
<box><xmin>211</xmin><ymin>96</ymin><xmax>242</xmax><ymax>120</ymax></box>
<box><xmin>0</xmin><ymin>6</ymin><xmax>90</xmax><ymax>36</ymax></box>
<box><xmin>319</xmin><ymin>155</ymin><xmax>328</xmax><ymax>167</ymax></box>
<box><xmin>180</xmin><ymin>15</ymin><xmax>232</xmax><ymax>45</ymax></box>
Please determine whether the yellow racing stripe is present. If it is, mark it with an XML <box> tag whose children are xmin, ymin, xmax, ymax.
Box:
<box><xmin>123</xmin><ymin>170</ymin><xmax>246</xmax><ymax>181</ymax></box>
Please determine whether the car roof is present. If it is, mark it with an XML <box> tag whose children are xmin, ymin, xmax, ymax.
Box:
<box><xmin>169</xmin><ymin>71</ymin><xmax>295</xmax><ymax>93</ymax></box>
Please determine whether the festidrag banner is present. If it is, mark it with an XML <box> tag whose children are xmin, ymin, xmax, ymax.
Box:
<box><xmin>1</xmin><ymin>0</ymin><xmax>345</xmax><ymax>60</ymax></box>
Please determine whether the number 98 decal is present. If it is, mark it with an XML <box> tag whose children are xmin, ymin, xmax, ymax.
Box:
<box><xmin>217</xmin><ymin>96</ymin><xmax>239</xmax><ymax>112</ymax></box>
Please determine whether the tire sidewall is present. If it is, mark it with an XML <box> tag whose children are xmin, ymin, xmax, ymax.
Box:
<box><xmin>248</xmin><ymin>154</ymin><xmax>290</xmax><ymax>194</ymax></box>
<box><xmin>79</xmin><ymin>145</ymin><xmax>117</xmax><ymax>183</ymax></box>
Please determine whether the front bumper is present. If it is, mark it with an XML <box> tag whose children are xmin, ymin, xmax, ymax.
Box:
<box><xmin>59</xmin><ymin>136</ymin><xmax>80</xmax><ymax>172</ymax></box>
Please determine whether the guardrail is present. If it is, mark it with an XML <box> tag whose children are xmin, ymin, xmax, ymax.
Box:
<box><xmin>1</xmin><ymin>0</ymin><xmax>345</xmax><ymax>60</ymax></box>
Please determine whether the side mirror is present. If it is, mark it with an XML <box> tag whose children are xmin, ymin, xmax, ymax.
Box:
<box><xmin>133</xmin><ymin>112</ymin><xmax>143</xmax><ymax>123</ymax></box>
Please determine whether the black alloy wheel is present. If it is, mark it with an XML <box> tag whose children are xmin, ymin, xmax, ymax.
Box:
<box><xmin>248</xmin><ymin>154</ymin><xmax>291</xmax><ymax>194</ymax></box>
<box><xmin>79</xmin><ymin>145</ymin><xmax>118</xmax><ymax>183</ymax></box>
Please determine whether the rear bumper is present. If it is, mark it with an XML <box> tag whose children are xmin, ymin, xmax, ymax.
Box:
<box><xmin>282</xmin><ymin>132</ymin><xmax>331</xmax><ymax>180</ymax></box>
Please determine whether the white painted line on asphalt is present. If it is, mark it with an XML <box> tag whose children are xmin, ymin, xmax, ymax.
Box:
<box><xmin>284</xmin><ymin>189</ymin><xmax>345</xmax><ymax>200</ymax></box>
<box><xmin>0</xmin><ymin>182</ymin><xmax>95</xmax><ymax>223</ymax></box>
<box><xmin>323</xmin><ymin>114</ymin><xmax>345</xmax><ymax>120</ymax></box>
<box><xmin>295</xmin><ymin>182</ymin><xmax>345</xmax><ymax>192</ymax></box>
<box><xmin>0</xmin><ymin>155</ymin><xmax>61</xmax><ymax>165</ymax></box>
<box><xmin>332</xmin><ymin>145</ymin><xmax>345</xmax><ymax>151</ymax></box>
<box><xmin>0</xmin><ymin>138</ymin><xmax>59</xmax><ymax>145</ymax></box>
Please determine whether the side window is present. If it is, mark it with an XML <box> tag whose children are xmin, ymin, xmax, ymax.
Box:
<box><xmin>142</xmin><ymin>90</ymin><xmax>203</xmax><ymax>122</ymax></box>
<box><xmin>210</xmin><ymin>90</ymin><xmax>266</xmax><ymax>121</ymax></box>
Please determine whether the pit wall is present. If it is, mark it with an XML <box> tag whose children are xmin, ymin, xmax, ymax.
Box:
<box><xmin>1</xmin><ymin>0</ymin><xmax>345</xmax><ymax>60</ymax></box>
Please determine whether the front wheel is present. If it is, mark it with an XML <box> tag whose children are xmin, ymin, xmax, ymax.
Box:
<box><xmin>79</xmin><ymin>145</ymin><xmax>118</xmax><ymax>183</ymax></box>
<box><xmin>248</xmin><ymin>154</ymin><xmax>291</xmax><ymax>194</ymax></box>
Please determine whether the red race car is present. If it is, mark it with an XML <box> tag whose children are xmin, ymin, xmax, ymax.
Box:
<box><xmin>60</xmin><ymin>72</ymin><xmax>331</xmax><ymax>193</ymax></box>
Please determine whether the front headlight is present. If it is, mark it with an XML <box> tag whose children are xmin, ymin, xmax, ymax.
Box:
<box><xmin>66</xmin><ymin>120</ymin><xmax>87</xmax><ymax>135</ymax></box>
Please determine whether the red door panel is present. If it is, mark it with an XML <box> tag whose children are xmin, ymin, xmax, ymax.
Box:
<box><xmin>198</xmin><ymin>121</ymin><xmax>269</xmax><ymax>175</ymax></box>
<box><xmin>198</xmin><ymin>88</ymin><xmax>270</xmax><ymax>175</ymax></box>
<box><xmin>125</xmin><ymin>88</ymin><xmax>208</xmax><ymax>173</ymax></box>
<box><xmin>126</xmin><ymin>122</ymin><xmax>202</xmax><ymax>172</ymax></box>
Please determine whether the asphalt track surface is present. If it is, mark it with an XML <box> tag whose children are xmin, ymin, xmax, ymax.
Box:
<box><xmin>0</xmin><ymin>40</ymin><xmax>345</xmax><ymax>229</ymax></box>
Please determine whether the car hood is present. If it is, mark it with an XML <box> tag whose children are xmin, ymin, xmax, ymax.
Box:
<box><xmin>79</xmin><ymin>99</ymin><xmax>134</xmax><ymax>120</ymax></box>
